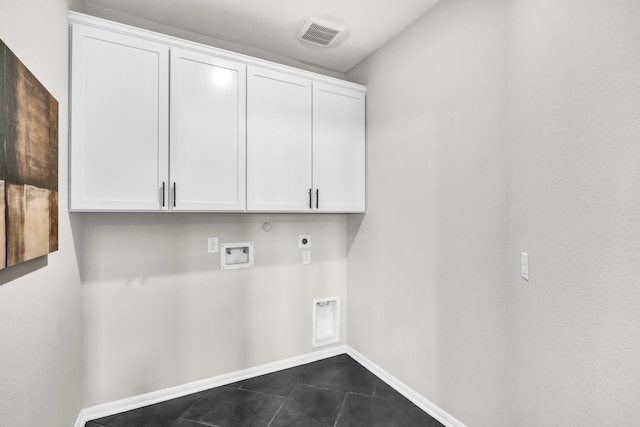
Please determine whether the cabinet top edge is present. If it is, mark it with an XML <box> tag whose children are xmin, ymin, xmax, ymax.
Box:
<box><xmin>68</xmin><ymin>11</ymin><xmax>366</xmax><ymax>93</ymax></box>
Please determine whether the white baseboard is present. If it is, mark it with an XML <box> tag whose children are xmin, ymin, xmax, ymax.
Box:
<box><xmin>75</xmin><ymin>345</ymin><xmax>464</xmax><ymax>427</ymax></box>
<box><xmin>74</xmin><ymin>345</ymin><xmax>346</xmax><ymax>427</ymax></box>
<box><xmin>346</xmin><ymin>346</ymin><xmax>466</xmax><ymax>427</ymax></box>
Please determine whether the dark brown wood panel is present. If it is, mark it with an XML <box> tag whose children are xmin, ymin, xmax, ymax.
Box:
<box><xmin>0</xmin><ymin>38</ymin><xmax>58</xmax><ymax>267</ymax></box>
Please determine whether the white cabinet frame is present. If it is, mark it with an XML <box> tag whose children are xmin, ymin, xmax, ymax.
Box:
<box><xmin>170</xmin><ymin>48</ymin><xmax>246</xmax><ymax>211</ymax></box>
<box><xmin>70</xmin><ymin>24</ymin><xmax>169</xmax><ymax>211</ymax></box>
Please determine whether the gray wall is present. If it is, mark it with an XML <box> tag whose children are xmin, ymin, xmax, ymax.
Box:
<box><xmin>0</xmin><ymin>0</ymin><xmax>82</xmax><ymax>426</ymax></box>
<box><xmin>78</xmin><ymin>213</ymin><xmax>347</xmax><ymax>405</ymax></box>
<box><xmin>507</xmin><ymin>0</ymin><xmax>640</xmax><ymax>425</ymax></box>
<box><xmin>348</xmin><ymin>0</ymin><xmax>640</xmax><ymax>425</ymax></box>
<box><xmin>347</xmin><ymin>0</ymin><xmax>509</xmax><ymax>425</ymax></box>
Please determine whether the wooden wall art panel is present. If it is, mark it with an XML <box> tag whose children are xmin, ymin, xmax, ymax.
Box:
<box><xmin>0</xmin><ymin>39</ymin><xmax>58</xmax><ymax>269</ymax></box>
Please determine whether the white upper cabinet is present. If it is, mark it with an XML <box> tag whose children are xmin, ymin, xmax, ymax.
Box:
<box><xmin>69</xmin><ymin>13</ymin><xmax>366</xmax><ymax>213</ymax></box>
<box><xmin>170</xmin><ymin>48</ymin><xmax>246</xmax><ymax>211</ymax></box>
<box><xmin>70</xmin><ymin>24</ymin><xmax>169</xmax><ymax>211</ymax></box>
<box><xmin>246</xmin><ymin>69</ymin><xmax>366</xmax><ymax>213</ymax></box>
<box><xmin>313</xmin><ymin>83</ymin><xmax>366</xmax><ymax>213</ymax></box>
<box><xmin>246</xmin><ymin>67</ymin><xmax>313</xmax><ymax>212</ymax></box>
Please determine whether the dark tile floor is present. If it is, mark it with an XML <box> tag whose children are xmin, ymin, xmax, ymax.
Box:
<box><xmin>86</xmin><ymin>354</ymin><xmax>444</xmax><ymax>427</ymax></box>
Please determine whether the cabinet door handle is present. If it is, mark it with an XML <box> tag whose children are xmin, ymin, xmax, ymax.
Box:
<box><xmin>173</xmin><ymin>183</ymin><xmax>177</xmax><ymax>207</ymax></box>
<box><xmin>162</xmin><ymin>182</ymin><xmax>166</xmax><ymax>207</ymax></box>
<box><xmin>316</xmin><ymin>189</ymin><xmax>319</xmax><ymax>209</ymax></box>
<box><xmin>308</xmin><ymin>188</ymin><xmax>312</xmax><ymax>209</ymax></box>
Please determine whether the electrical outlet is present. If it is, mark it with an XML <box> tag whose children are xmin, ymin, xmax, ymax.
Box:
<box><xmin>208</xmin><ymin>237</ymin><xmax>219</xmax><ymax>253</ymax></box>
<box><xmin>303</xmin><ymin>251</ymin><xmax>311</xmax><ymax>264</ymax></box>
<box><xmin>298</xmin><ymin>235</ymin><xmax>311</xmax><ymax>249</ymax></box>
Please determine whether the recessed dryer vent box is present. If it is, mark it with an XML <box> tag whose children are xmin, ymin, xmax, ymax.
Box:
<box><xmin>312</xmin><ymin>297</ymin><xmax>340</xmax><ymax>347</ymax></box>
<box><xmin>221</xmin><ymin>242</ymin><xmax>254</xmax><ymax>270</ymax></box>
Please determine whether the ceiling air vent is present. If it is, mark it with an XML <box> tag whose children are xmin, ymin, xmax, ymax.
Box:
<box><xmin>297</xmin><ymin>18</ymin><xmax>343</xmax><ymax>47</ymax></box>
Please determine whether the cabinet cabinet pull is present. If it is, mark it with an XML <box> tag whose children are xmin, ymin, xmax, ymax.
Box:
<box><xmin>308</xmin><ymin>188</ymin><xmax>312</xmax><ymax>209</ymax></box>
<box><xmin>173</xmin><ymin>183</ymin><xmax>177</xmax><ymax>207</ymax></box>
<box><xmin>162</xmin><ymin>182</ymin><xmax>166</xmax><ymax>207</ymax></box>
<box><xmin>316</xmin><ymin>189</ymin><xmax>319</xmax><ymax>209</ymax></box>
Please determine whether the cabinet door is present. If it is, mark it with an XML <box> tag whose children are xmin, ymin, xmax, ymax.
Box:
<box><xmin>312</xmin><ymin>83</ymin><xmax>366</xmax><ymax>212</ymax></box>
<box><xmin>170</xmin><ymin>48</ymin><xmax>246</xmax><ymax>211</ymax></box>
<box><xmin>247</xmin><ymin>67</ymin><xmax>312</xmax><ymax>211</ymax></box>
<box><xmin>70</xmin><ymin>25</ymin><xmax>169</xmax><ymax>211</ymax></box>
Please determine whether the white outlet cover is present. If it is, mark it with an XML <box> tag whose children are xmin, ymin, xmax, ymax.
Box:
<box><xmin>298</xmin><ymin>235</ymin><xmax>311</xmax><ymax>249</ymax></box>
<box><xmin>521</xmin><ymin>252</ymin><xmax>529</xmax><ymax>281</ymax></box>
<box><xmin>208</xmin><ymin>237</ymin><xmax>219</xmax><ymax>253</ymax></box>
<box><xmin>303</xmin><ymin>251</ymin><xmax>311</xmax><ymax>264</ymax></box>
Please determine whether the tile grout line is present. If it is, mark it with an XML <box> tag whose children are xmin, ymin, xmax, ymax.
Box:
<box><xmin>173</xmin><ymin>419</ymin><xmax>221</xmax><ymax>427</ymax></box>
<box><xmin>167</xmin><ymin>387</ymin><xmax>214</xmax><ymax>427</ymax></box>
<box><xmin>266</xmin><ymin>362</ymin><xmax>312</xmax><ymax>427</ymax></box>
<box><xmin>265</xmin><ymin>382</ymin><xmax>297</xmax><ymax>427</ymax></box>
<box><xmin>332</xmin><ymin>392</ymin><xmax>350</xmax><ymax>427</ymax></box>
<box><xmin>265</xmin><ymin>400</ymin><xmax>287</xmax><ymax>427</ymax></box>
<box><xmin>234</xmin><ymin>385</ymin><xmax>292</xmax><ymax>399</ymax></box>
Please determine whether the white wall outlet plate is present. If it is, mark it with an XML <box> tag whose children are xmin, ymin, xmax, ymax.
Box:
<box><xmin>298</xmin><ymin>235</ymin><xmax>311</xmax><ymax>249</ymax></box>
<box><xmin>208</xmin><ymin>237</ymin><xmax>219</xmax><ymax>253</ymax></box>
<box><xmin>303</xmin><ymin>251</ymin><xmax>311</xmax><ymax>264</ymax></box>
<box><xmin>521</xmin><ymin>252</ymin><xmax>529</xmax><ymax>281</ymax></box>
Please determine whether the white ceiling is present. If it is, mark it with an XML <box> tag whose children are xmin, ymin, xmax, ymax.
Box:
<box><xmin>80</xmin><ymin>0</ymin><xmax>440</xmax><ymax>73</ymax></box>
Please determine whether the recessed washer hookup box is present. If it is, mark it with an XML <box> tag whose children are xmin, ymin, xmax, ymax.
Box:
<box><xmin>220</xmin><ymin>242</ymin><xmax>254</xmax><ymax>270</ymax></box>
